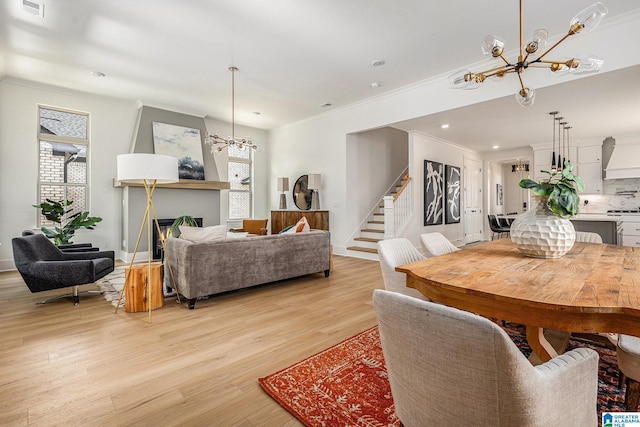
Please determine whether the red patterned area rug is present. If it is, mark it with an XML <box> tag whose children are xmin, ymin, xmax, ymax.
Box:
<box><xmin>259</xmin><ymin>325</ymin><xmax>624</xmax><ymax>427</ymax></box>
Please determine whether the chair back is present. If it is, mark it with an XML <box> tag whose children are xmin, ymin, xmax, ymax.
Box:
<box><xmin>12</xmin><ymin>234</ymin><xmax>65</xmax><ymax>266</ymax></box>
<box><xmin>376</xmin><ymin>238</ymin><xmax>428</xmax><ymax>300</ymax></box>
<box><xmin>487</xmin><ymin>214</ymin><xmax>501</xmax><ymax>232</ymax></box>
<box><xmin>243</xmin><ymin>219</ymin><xmax>268</xmax><ymax>235</ymax></box>
<box><xmin>373</xmin><ymin>289</ymin><xmax>598</xmax><ymax>426</ymax></box>
<box><xmin>419</xmin><ymin>232</ymin><xmax>459</xmax><ymax>257</ymax></box>
<box><xmin>575</xmin><ymin>231</ymin><xmax>603</xmax><ymax>243</ymax></box>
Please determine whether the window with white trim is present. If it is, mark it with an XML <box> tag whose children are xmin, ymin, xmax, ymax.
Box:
<box><xmin>37</xmin><ymin>106</ymin><xmax>90</xmax><ymax>225</ymax></box>
<box><xmin>227</xmin><ymin>144</ymin><xmax>252</xmax><ymax>219</ymax></box>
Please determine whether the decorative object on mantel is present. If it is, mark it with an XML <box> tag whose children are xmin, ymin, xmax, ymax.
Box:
<box><xmin>307</xmin><ymin>174</ymin><xmax>321</xmax><ymax>210</ymax></box>
<box><xmin>204</xmin><ymin>67</ymin><xmax>265</xmax><ymax>154</ymax></box>
<box><xmin>449</xmin><ymin>1</ymin><xmax>608</xmax><ymax>106</ymax></box>
<box><xmin>152</xmin><ymin>122</ymin><xmax>205</xmax><ymax>180</ymax></box>
<box><xmin>277</xmin><ymin>177</ymin><xmax>289</xmax><ymax>209</ymax></box>
<box><xmin>510</xmin><ymin>162</ymin><xmax>584</xmax><ymax>258</ymax></box>
<box><xmin>115</xmin><ymin>153</ymin><xmax>179</xmax><ymax>321</ymax></box>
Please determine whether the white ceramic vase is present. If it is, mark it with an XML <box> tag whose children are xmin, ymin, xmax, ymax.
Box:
<box><xmin>510</xmin><ymin>196</ymin><xmax>575</xmax><ymax>259</ymax></box>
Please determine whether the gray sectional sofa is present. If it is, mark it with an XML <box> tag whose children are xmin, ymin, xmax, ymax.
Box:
<box><xmin>163</xmin><ymin>230</ymin><xmax>331</xmax><ymax>309</ymax></box>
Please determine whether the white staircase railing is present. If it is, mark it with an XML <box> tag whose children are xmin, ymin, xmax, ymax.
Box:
<box><xmin>383</xmin><ymin>177</ymin><xmax>413</xmax><ymax>239</ymax></box>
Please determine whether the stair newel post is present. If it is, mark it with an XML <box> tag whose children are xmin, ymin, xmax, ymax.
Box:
<box><xmin>383</xmin><ymin>195</ymin><xmax>395</xmax><ymax>239</ymax></box>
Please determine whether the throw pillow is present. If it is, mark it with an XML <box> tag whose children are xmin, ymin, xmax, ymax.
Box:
<box><xmin>284</xmin><ymin>216</ymin><xmax>310</xmax><ymax>234</ymax></box>
<box><xmin>278</xmin><ymin>225</ymin><xmax>295</xmax><ymax>234</ymax></box>
<box><xmin>179</xmin><ymin>225</ymin><xmax>226</xmax><ymax>242</ymax></box>
<box><xmin>226</xmin><ymin>231</ymin><xmax>248</xmax><ymax>239</ymax></box>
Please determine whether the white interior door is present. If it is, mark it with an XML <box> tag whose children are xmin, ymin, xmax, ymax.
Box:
<box><xmin>463</xmin><ymin>157</ymin><xmax>483</xmax><ymax>243</ymax></box>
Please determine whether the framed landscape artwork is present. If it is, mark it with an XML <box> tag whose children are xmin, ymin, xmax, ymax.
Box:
<box><xmin>424</xmin><ymin>160</ymin><xmax>444</xmax><ymax>226</ymax></box>
<box><xmin>152</xmin><ymin>122</ymin><xmax>205</xmax><ymax>180</ymax></box>
<box><xmin>445</xmin><ymin>164</ymin><xmax>461</xmax><ymax>224</ymax></box>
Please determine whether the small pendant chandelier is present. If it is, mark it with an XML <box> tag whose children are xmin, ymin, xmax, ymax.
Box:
<box><xmin>205</xmin><ymin>67</ymin><xmax>264</xmax><ymax>154</ymax></box>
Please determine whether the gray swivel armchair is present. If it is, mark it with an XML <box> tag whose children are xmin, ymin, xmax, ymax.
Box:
<box><xmin>12</xmin><ymin>233</ymin><xmax>115</xmax><ymax>305</ymax></box>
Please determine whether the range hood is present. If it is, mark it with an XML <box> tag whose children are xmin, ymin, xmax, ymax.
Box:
<box><xmin>603</xmin><ymin>137</ymin><xmax>640</xmax><ymax>180</ymax></box>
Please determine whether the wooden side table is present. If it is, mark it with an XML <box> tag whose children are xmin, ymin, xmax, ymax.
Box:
<box><xmin>125</xmin><ymin>263</ymin><xmax>165</xmax><ymax>313</ymax></box>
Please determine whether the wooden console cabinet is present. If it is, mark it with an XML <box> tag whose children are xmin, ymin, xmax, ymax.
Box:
<box><xmin>271</xmin><ymin>210</ymin><xmax>329</xmax><ymax>234</ymax></box>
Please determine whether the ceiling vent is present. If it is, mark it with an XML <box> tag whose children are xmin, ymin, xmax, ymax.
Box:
<box><xmin>23</xmin><ymin>0</ymin><xmax>44</xmax><ymax>17</ymax></box>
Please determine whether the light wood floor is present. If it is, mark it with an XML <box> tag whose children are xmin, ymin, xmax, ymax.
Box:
<box><xmin>0</xmin><ymin>255</ymin><xmax>383</xmax><ymax>426</ymax></box>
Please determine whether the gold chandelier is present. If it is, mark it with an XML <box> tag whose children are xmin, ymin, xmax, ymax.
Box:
<box><xmin>450</xmin><ymin>1</ymin><xmax>608</xmax><ymax>106</ymax></box>
<box><xmin>205</xmin><ymin>67</ymin><xmax>264</xmax><ymax>153</ymax></box>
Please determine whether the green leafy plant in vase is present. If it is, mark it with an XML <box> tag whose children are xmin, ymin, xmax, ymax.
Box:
<box><xmin>169</xmin><ymin>215</ymin><xmax>198</xmax><ymax>238</ymax></box>
<box><xmin>518</xmin><ymin>161</ymin><xmax>585</xmax><ymax>218</ymax></box>
<box><xmin>510</xmin><ymin>161</ymin><xmax>584</xmax><ymax>259</ymax></box>
<box><xmin>33</xmin><ymin>199</ymin><xmax>102</xmax><ymax>245</ymax></box>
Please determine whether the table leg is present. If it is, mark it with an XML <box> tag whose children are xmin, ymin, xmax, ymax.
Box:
<box><xmin>526</xmin><ymin>326</ymin><xmax>558</xmax><ymax>363</ymax></box>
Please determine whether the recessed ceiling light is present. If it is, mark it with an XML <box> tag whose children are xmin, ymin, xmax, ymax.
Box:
<box><xmin>370</xmin><ymin>82</ymin><xmax>381</xmax><ymax>89</ymax></box>
<box><xmin>441</xmin><ymin>124</ymin><xmax>450</xmax><ymax>129</ymax></box>
<box><xmin>492</xmin><ymin>145</ymin><xmax>500</xmax><ymax>149</ymax></box>
<box><xmin>371</xmin><ymin>59</ymin><xmax>385</xmax><ymax>67</ymax></box>
<box><xmin>90</xmin><ymin>71</ymin><xmax>106</xmax><ymax>77</ymax></box>
<box><xmin>320</xmin><ymin>103</ymin><xmax>333</xmax><ymax>108</ymax></box>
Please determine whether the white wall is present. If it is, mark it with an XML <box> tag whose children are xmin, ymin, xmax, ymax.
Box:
<box><xmin>345</xmin><ymin>127</ymin><xmax>408</xmax><ymax>238</ymax></box>
<box><xmin>405</xmin><ymin>132</ymin><xmax>479</xmax><ymax>247</ymax></box>
<box><xmin>0</xmin><ymin>78</ymin><xmax>138</xmax><ymax>270</ymax></box>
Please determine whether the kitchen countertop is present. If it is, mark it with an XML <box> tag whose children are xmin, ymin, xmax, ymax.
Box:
<box><xmin>571</xmin><ymin>214</ymin><xmax>622</xmax><ymax>222</ymax></box>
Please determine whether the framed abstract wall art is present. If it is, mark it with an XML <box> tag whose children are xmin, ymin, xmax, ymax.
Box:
<box><xmin>152</xmin><ymin>122</ymin><xmax>205</xmax><ymax>180</ymax></box>
<box><xmin>424</xmin><ymin>159</ymin><xmax>444</xmax><ymax>226</ymax></box>
<box><xmin>445</xmin><ymin>164</ymin><xmax>461</xmax><ymax>224</ymax></box>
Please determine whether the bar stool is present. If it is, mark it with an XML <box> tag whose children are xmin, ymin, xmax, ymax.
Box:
<box><xmin>617</xmin><ymin>334</ymin><xmax>640</xmax><ymax>410</ymax></box>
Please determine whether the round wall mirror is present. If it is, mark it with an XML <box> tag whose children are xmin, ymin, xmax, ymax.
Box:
<box><xmin>293</xmin><ymin>175</ymin><xmax>313</xmax><ymax>210</ymax></box>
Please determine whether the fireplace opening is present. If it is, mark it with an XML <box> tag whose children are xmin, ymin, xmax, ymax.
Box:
<box><xmin>152</xmin><ymin>217</ymin><xmax>203</xmax><ymax>260</ymax></box>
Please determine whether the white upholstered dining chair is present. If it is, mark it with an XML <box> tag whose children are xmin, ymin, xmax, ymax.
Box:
<box><xmin>419</xmin><ymin>232</ymin><xmax>459</xmax><ymax>257</ymax></box>
<box><xmin>373</xmin><ymin>289</ymin><xmax>599</xmax><ymax>426</ymax></box>
<box><xmin>376</xmin><ymin>238</ymin><xmax>428</xmax><ymax>301</ymax></box>
<box><xmin>575</xmin><ymin>231</ymin><xmax>603</xmax><ymax>243</ymax></box>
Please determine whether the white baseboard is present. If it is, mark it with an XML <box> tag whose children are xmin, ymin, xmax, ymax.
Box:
<box><xmin>0</xmin><ymin>259</ymin><xmax>16</xmax><ymax>272</ymax></box>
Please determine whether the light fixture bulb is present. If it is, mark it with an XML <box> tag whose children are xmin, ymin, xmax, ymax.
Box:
<box><xmin>515</xmin><ymin>88</ymin><xmax>535</xmax><ymax>107</ymax></box>
<box><xmin>570</xmin><ymin>2</ymin><xmax>608</xmax><ymax>34</ymax></box>
<box><xmin>524</xmin><ymin>29</ymin><xmax>548</xmax><ymax>54</ymax></box>
<box><xmin>481</xmin><ymin>35</ymin><xmax>505</xmax><ymax>57</ymax></box>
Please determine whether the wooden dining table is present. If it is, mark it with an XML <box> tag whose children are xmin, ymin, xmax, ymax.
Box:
<box><xmin>396</xmin><ymin>238</ymin><xmax>640</xmax><ymax>362</ymax></box>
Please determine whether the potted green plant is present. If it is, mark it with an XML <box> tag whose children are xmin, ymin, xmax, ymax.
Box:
<box><xmin>510</xmin><ymin>161</ymin><xmax>584</xmax><ymax>258</ymax></box>
<box><xmin>518</xmin><ymin>161</ymin><xmax>585</xmax><ymax>218</ymax></box>
<box><xmin>169</xmin><ymin>215</ymin><xmax>198</xmax><ymax>238</ymax></box>
<box><xmin>33</xmin><ymin>199</ymin><xmax>102</xmax><ymax>245</ymax></box>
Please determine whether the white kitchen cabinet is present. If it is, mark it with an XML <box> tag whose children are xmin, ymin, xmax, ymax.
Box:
<box><xmin>576</xmin><ymin>144</ymin><xmax>603</xmax><ymax>194</ymax></box>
